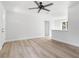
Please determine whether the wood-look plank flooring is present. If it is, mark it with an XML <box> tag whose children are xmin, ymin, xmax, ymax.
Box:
<box><xmin>0</xmin><ymin>38</ymin><xmax>79</xmax><ymax>58</ymax></box>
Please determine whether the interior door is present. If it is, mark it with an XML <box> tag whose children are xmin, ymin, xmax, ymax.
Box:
<box><xmin>45</xmin><ymin>21</ymin><xmax>50</xmax><ymax>36</ymax></box>
<box><xmin>0</xmin><ymin>3</ymin><xmax>5</xmax><ymax>49</ymax></box>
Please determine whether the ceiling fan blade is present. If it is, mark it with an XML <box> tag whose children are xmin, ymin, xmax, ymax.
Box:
<box><xmin>43</xmin><ymin>8</ymin><xmax>50</xmax><ymax>12</ymax></box>
<box><xmin>38</xmin><ymin>9</ymin><xmax>41</xmax><ymax>13</ymax></box>
<box><xmin>29</xmin><ymin>7</ymin><xmax>39</xmax><ymax>9</ymax></box>
<box><xmin>34</xmin><ymin>1</ymin><xmax>39</xmax><ymax>7</ymax></box>
<box><xmin>44</xmin><ymin>3</ymin><xmax>53</xmax><ymax>7</ymax></box>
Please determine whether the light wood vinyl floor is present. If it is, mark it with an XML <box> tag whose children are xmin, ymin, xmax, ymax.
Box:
<box><xmin>0</xmin><ymin>38</ymin><xmax>79</xmax><ymax>58</ymax></box>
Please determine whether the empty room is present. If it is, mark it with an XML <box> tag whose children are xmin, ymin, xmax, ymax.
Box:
<box><xmin>0</xmin><ymin>0</ymin><xmax>79</xmax><ymax>58</ymax></box>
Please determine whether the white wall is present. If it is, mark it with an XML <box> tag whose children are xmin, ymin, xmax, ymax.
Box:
<box><xmin>0</xmin><ymin>2</ymin><xmax>5</xmax><ymax>49</ymax></box>
<box><xmin>52</xmin><ymin>2</ymin><xmax>79</xmax><ymax>47</ymax></box>
<box><xmin>6</xmin><ymin>10</ymin><xmax>45</xmax><ymax>41</ymax></box>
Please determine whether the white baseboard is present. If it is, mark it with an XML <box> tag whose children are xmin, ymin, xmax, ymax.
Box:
<box><xmin>51</xmin><ymin>37</ymin><xmax>79</xmax><ymax>47</ymax></box>
<box><xmin>5</xmin><ymin>36</ymin><xmax>46</xmax><ymax>42</ymax></box>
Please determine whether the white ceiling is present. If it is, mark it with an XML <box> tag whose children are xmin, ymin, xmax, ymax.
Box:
<box><xmin>69</xmin><ymin>1</ymin><xmax>79</xmax><ymax>7</ymax></box>
<box><xmin>1</xmin><ymin>1</ymin><xmax>69</xmax><ymax>18</ymax></box>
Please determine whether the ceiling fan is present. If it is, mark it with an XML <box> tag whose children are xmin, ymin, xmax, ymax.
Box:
<box><xmin>29</xmin><ymin>1</ymin><xmax>53</xmax><ymax>13</ymax></box>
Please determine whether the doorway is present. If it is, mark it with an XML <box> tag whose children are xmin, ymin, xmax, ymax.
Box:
<box><xmin>44</xmin><ymin>20</ymin><xmax>50</xmax><ymax>37</ymax></box>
